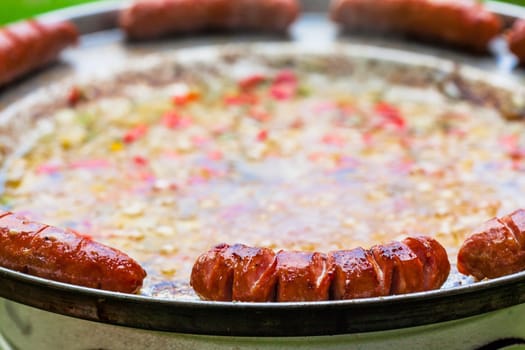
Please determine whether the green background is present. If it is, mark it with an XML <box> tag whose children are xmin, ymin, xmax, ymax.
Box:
<box><xmin>0</xmin><ymin>0</ymin><xmax>523</xmax><ymax>25</ymax></box>
<box><xmin>0</xmin><ymin>0</ymin><xmax>111</xmax><ymax>24</ymax></box>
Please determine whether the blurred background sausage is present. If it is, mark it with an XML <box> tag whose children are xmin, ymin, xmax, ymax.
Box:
<box><xmin>0</xmin><ymin>20</ymin><xmax>78</xmax><ymax>87</ymax></box>
<box><xmin>507</xmin><ymin>19</ymin><xmax>525</xmax><ymax>65</ymax></box>
<box><xmin>330</xmin><ymin>0</ymin><xmax>503</xmax><ymax>53</ymax></box>
<box><xmin>119</xmin><ymin>0</ymin><xmax>300</xmax><ymax>40</ymax></box>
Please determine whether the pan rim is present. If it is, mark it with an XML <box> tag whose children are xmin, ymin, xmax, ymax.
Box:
<box><xmin>2</xmin><ymin>0</ymin><xmax>525</xmax><ymax>336</ymax></box>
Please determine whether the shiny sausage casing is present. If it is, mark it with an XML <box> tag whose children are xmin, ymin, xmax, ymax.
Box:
<box><xmin>191</xmin><ymin>236</ymin><xmax>450</xmax><ymax>302</ymax></box>
<box><xmin>403</xmin><ymin>236</ymin><xmax>450</xmax><ymax>291</ymax></box>
<box><xmin>458</xmin><ymin>209</ymin><xmax>525</xmax><ymax>280</ymax></box>
<box><xmin>0</xmin><ymin>20</ymin><xmax>78</xmax><ymax>87</ymax></box>
<box><xmin>330</xmin><ymin>0</ymin><xmax>502</xmax><ymax>53</ymax></box>
<box><xmin>119</xmin><ymin>0</ymin><xmax>300</xmax><ymax>40</ymax></box>
<box><xmin>371</xmin><ymin>241</ymin><xmax>424</xmax><ymax>295</ymax></box>
<box><xmin>508</xmin><ymin>19</ymin><xmax>525</xmax><ymax>65</ymax></box>
<box><xmin>0</xmin><ymin>212</ymin><xmax>146</xmax><ymax>294</ymax></box>
<box><xmin>276</xmin><ymin>251</ymin><xmax>332</xmax><ymax>302</ymax></box>
<box><xmin>190</xmin><ymin>243</ymin><xmax>278</xmax><ymax>302</ymax></box>
<box><xmin>330</xmin><ymin>237</ymin><xmax>448</xmax><ymax>300</ymax></box>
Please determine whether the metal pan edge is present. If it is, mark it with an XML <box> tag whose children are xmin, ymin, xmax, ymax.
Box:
<box><xmin>2</xmin><ymin>0</ymin><xmax>525</xmax><ymax>337</ymax></box>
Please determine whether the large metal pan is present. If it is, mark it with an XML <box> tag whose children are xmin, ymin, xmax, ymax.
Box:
<box><xmin>2</xmin><ymin>1</ymin><xmax>525</xmax><ymax>349</ymax></box>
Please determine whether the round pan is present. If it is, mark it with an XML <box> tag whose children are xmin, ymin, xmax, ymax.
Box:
<box><xmin>2</xmin><ymin>265</ymin><xmax>525</xmax><ymax>336</ymax></box>
<box><xmin>2</xmin><ymin>0</ymin><xmax>525</xmax><ymax>337</ymax></box>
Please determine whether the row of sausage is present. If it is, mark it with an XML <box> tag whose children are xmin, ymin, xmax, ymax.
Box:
<box><xmin>190</xmin><ymin>209</ymin><xmax>525</xmax><ymax>301</ymax></box>
<box><xmin>191</xmin><ymin>237</ymin><xmax>450</xmax><ymax>302</ymax></box>
<box><xmin>2</xmin><ymin>0</ymin><xmax>525</xmax><ymax>88</ymax></box>
<box><xmin>1</xmin><ymin>209</ymin><xmax>525</xmax><ymax>299</ymax></box>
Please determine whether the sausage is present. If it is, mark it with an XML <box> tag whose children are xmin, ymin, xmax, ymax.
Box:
<box><xmin>330</xmin><ymin>0</ymin><xmax>503</xmax><ymax>53</ymax></box>
<box><xmin>370</xmin><ymin>241</ymin><xmax>424</xmax><ymax>295</ymax></box>
<box><xmin>191</xmin><ymin>236</ymin><xmax>450</xmax><ymax>302</ymax></box>
<box><xmin>191</xmin><ymin>243</ymin><xmax>278</xmax><ymax>301</ymax></box>
<box><xmin>403</xmin><ymin>236</ymin><xmax>450</xmax><ymax>290</ymax></box>
<box><xmin>229</xmin><ymin>244</ymin><xmax>278</xmax><ymax>302</ymax></box>
<box><xmin>276</xmin><ymin>251</ymin><xmax>332</xmax><ymax>302</ymax></box>
<box><xmin>119</xmin><ymin>0</ymin><xmax>300</xmax><ymax>40</ymax></box>
<box><xmin>0</xmin><ymin>20</ymin><xmax>78</xmax><ymax>87</ymax></box>
<box><xmin>189</xmin><ymin>243</ymin><xmax>235</xmax><ymax>301</ymax></box>
<box><xmin>329</xmin><ymin>248</ymin><xmax>388</xmax><ymax>300</ymax></box>
<box><xmin>507</xmin><ymin>19</ymin><xmax>525</xmax><ymax>65</ymax></box>
<box><xmin>330</xmin><ymin>237</ymin><xmax>448</xmax><ymax>300</ymax></box>
<box><xmin>0</xmin><ymin>212</ymin><xmax>146</xmax><ymax>294</ymax></box>
<box><xmin>458</xmin><ymin>209</ymin><xmax>525</xmax><ymax>280</ymax></box>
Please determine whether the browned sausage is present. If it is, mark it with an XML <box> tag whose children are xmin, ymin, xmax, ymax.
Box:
<box><xmin>275</xmin><ymin>251</ymin><xmax>332</xmax><ymax>302</ymax></box>
<box><xmin>330</xmin><ymin>237</ymin><xmax>448</xmax><ymax>300</ymax></box>
<box><xmin>458</xmin><ymin>209</ymin><xmax>525</xmax><ymax>280</ymax></box>
<box><xmin>191</xmin><ymin>243</ymin><xmax>278</xmax><ymax>301</ymax></box>
<box><xmin>330</xmin><ymin>0</ymin><xmax>503</xmax><ymax>53</ymax></box>
<box><xmin>189</xmin><ymin>243</ymin><xmax>235</xmax><ymax>301</ymax></box>
<box><xmin>507</xmin><ymin>19</ymin><xmax>525</xmax><ymax>65</ymax></box>
<box><xmin>329</xmin><ymin>247</ymin><xmax>388</xmax><ymax>300</ymax></box>
<box><xmin>370</xmin><ymin>241</ymin><xmax>424</xmax><ymax>295</ymax></box>
<box><xmin>119</xmin><ymin>0</ymin><xmax>300</xmax><ymax>40</ymax></box>
<box><xmin>0</xmin><ymin>212</ymin><xmax>146</xmax><ymax>294</ymax></box>
<box><xmin>191</xmin><ymin>236</ymin><xmax>450</xmax><ymax>302</ymax></box>
<box><xmin>229</xmin><ymin>244</ymin><xmax>278</xmax><ymax>302</ymax></box>
<box><xmin>0</xmin><ymin>20</ymin><xmax>78</xmax><ymax>87</ymax></box>
<box><xmin>403</xmin><ymin>236</ymin><xmax>450</xmax><ymax>290</ymax></box>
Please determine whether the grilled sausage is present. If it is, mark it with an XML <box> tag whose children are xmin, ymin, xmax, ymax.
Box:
<box><xmin>191</xmin><ymin>243</ymin><xmax>278</xmax><ymax>301</ymax></box>
<box><xmin>370</xmin><ymin>241</ymin><xmax>424</xmax><ymax>295</ymax></box>
<box><xmin>276</xmin><ymin>251</ymin><xmax>332</xmax><ymax>302</ymax></box>
<box><xmin>330</xmin><ymin>237</ymin><xmax>448</xmax><ymax>300</ymax></box>
<box><xmin>403</xmin><ymin>236</ymin><xmax>450</xmax><ymax>291</ymax></box>
<box><xmin>0</xmin><ymin>20</ymin><xmax>78</xmax><ymax>87</ymax></box>
<box><xmin>191</xmin><ymin>236</ymin><xmax>450</xmax><ymax>302</ymax></box>
<box><xmin>119</xmin><ymin>0</ymin><xmax>300</xmax><ymax>40</ymax></box>
<box><xmin>330</xmin><ymin>247</ymin><xmax>390</xmax><ymax>300</ymax></box>
<box><xmin>0</xmin><ymin>212</ymin><xmax>146</xmax><ymax>294</ymax></box>
<box><xmin>458</xmin><ymin>209</ymin><xmax>525</xmax><ymax>280</ymax></box>
<box><xmin>507</xmin><ymin>19</ymin><xmax>525</xmax><ymax>65</ymax></box>
<box><xmin>330</xmin><ymin>0</ymin><xmax>503</xmax><ymax>53</ymax></box>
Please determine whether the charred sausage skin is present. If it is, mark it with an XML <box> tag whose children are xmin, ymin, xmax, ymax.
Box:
<box><xmin>508</xmin><ymin>19</ymin><xmax>525</xmax><ymax>65</ymax></box>
<box><xmin>119</xmin><ymin>0</ymin><xmax>300</xmax><ymax>40</ymax></box>
<box><xmin>0</xmin><ymin>20</ymin><xmax>78</xmax><ymax>87</ymax></box>
<box><xmin>330</xmin><ymin>0</ymin><xmax>502</xmax><ymax>53</ymax></box>
<box><xmin>458</xmin><ymin>209</ymin><xmax>525</xmax><ymax>280</ymax></box>
<box><xmin>0</xmin><ymin>212</ymin><xmax>146</xmax><ymax>294</ymax></box>
<box><xmin>191</xmin><ymin>236</ymin><xmax>450</xmax><ymax>302</ymax></box>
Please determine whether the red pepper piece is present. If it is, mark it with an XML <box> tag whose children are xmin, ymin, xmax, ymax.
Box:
<box><xmin>224</xmin><ymin>93</ymin><xmax>259</xmax><ymax>106</ymax></box>
<box><xmin>239</xmin><ymin>74</ymin><xmax>267</xmax><ymax>91</ymax></box>
<box><xmin>274</xmin><ymin>70</ymin><xmax>297</xmax><ymax>85</ymax></box>
<box><xmin>257</xmin><ymin>130</ymin><xmax>268</xmax><ymax>142</ymax></box>
<box><xmin>162</xmin><ymin>111</ymin><xmax>192</xmax><ymax>129</ymax></box>
<box><xmin>67</xmin><ymin>86</ymin><xmax>85</xmax><ymax>107</ymax></box>
<box><xmin>269</xmin><ymin>70</ymin><xmax>298</xmax><ymax>101</ymax></box>
<box><xmin>172</xmin><ymin>91</ymin><xmax>200</xmax><ymax>107</ymax></box>
<box><xmin>133</xmin><ymin>156</ymin><xmax>148</xmax><ymax>166</ymax></box>
<box><xmin>375</xmin><ymin>102</ymin><xmax>406</xmax><ymax>130</ymax></box>
<box><xmin>123</xmin><ymin>124</ymin><xmax>148</xmax><ymax>144</ymax></box>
